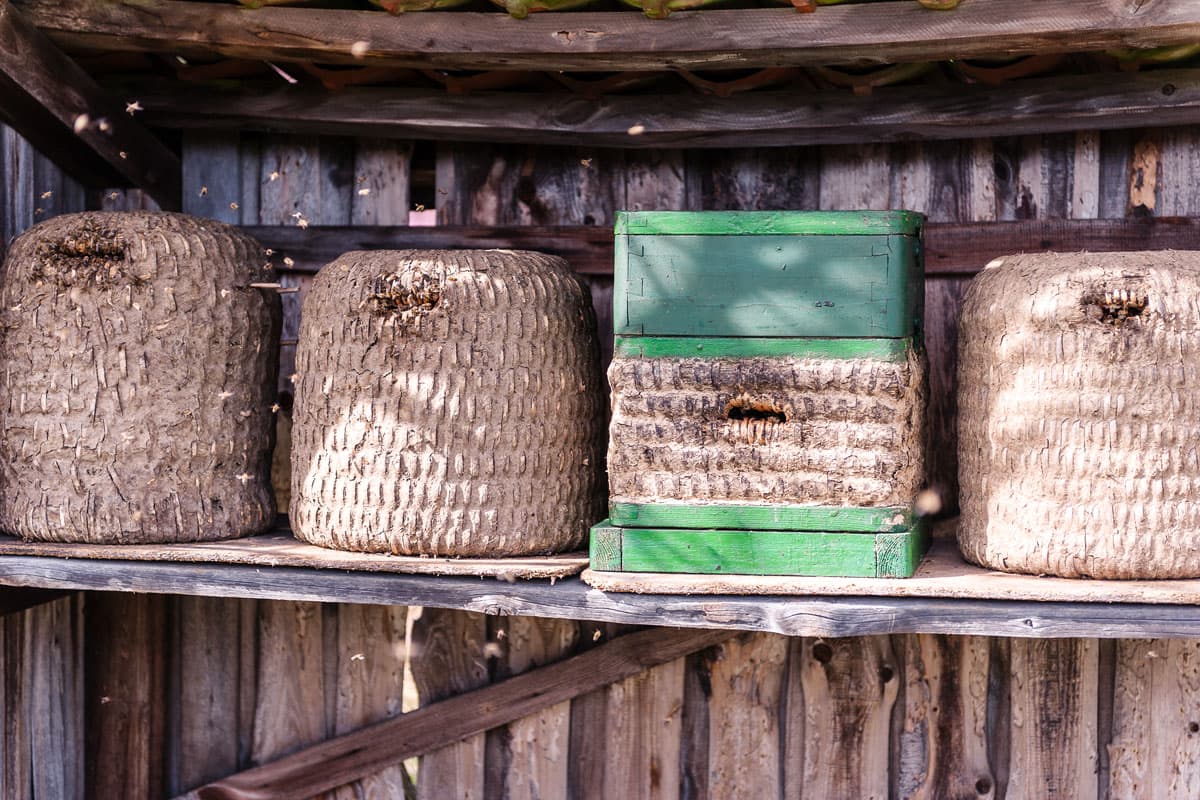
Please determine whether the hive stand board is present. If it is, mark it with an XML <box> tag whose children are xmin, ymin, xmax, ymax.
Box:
<box><xmin>0</xmin><ymin>531</ymin><xmax>588</xmax><ymax>580</ymax></box>
<box><xmin>589</xmin><ymin>519</ymin><xmax>929</xmax><ymax>578</ymax></box>
<box><xmin>614</xmin><ymin>210</ymin><xmax>923</xmax><ymax>340</ymax></box>
<box><xmin>609</xmin><ymin>502</ymin><xmax>915</xmax><ymax>533</ymax></box>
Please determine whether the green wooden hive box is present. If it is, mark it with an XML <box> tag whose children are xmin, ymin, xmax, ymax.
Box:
<box><xmin>597</xmin><ymin>209</ymin><xmax>930</xmax><ymax>579</ymax></box>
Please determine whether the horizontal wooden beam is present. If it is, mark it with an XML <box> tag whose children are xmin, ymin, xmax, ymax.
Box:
<box><xmin>135</xmin><ymin>68</ymin><xmax>1200</xmax><ymax>149</ymax></box>
<box><xmin>1</xmin><ymin>554</ymin><xmax>1200</xmax><ymax>639</ymax></box>
<box><xmin>16</xmin><ymin>0</ymin><xmax>1200</xmax><ymax>72</ymax></box>
<box><xmin>183</xmin><ymin>626</ymin><xmax>734</xmax><ymax>800</ymax></box>
<box><xmin>0</xmin><ymin>0</ymin><xmax>180</xmax><ymax>207</ymax></box>
<box><xmin>249</xmin><ymin>218</ymin><xmax>1200</xmax><ymax>279</ymax></box>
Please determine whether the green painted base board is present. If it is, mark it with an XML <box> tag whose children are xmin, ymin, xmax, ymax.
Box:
<box><xmin>609</xmin><ymin>502</ymin><xmax>914</xmax><ymax>533</ymax></box>
<box><xmin>589</xmin><ymin>519</ymin><xmax>930</xmax><ymax>578</ymax></box>
<box><xmin>612</xmin><ymin>335</ymin><xmax>915</xmax><ymax>361</ymax></box>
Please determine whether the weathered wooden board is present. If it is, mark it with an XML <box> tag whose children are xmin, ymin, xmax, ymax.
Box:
<box><xmin>5</xmin><ymin>553</ymin><xmax>1200</xmax><ymax>639</ymax></box>
<box><xmin>85</xmin><ymin>593</ymin><xmax>168</xmax><ymax>800</ymax></box>
<box><xmin>706</xmin><ymin>633</ymin><xmax>789</xmax><ymax>800</ymax></box>
<box><xmin>0</xmin><ymin>532</ymin><xmax>588</xmax><ymax>580</ymax></box>
<box><xmin>1108</xmin><ymin>638</ymin><xmax>1200</xmax><ymax>799</ymax></box>
<box><xmin>894</xmin><ymin>634</ymin><xmax>995</xmax><ymax>800</ymax></box>
<box><xmin>411</xmin><ymin>608</ymin><xmax>489</xmax><ymax>799</ymax></box>
<box><xmin>23</xmin><ymin>0</ymin><xmax>1200</xmax><ymax>72</ymax></box>
<box><xmin>583</xmin><ymin>524</ymin><xmax>1200</xmax><ymax>604</ymax></box>
<box><xmin>590</xmin><ymin>523</ymin><xmax>928</xmax><ymax>579</ymax></box>
<box><xmin>129</xmin><ymin>68</ymin><xmax>1200</xmax><ymax>150</ymax></box>
<box><xmin>488</xmin><ymin>617</ymin><xmax>579</xmax><ymax>800</ymax></box>
<box><xmin>796</xmin><ymin>635</ymin><xmax>898</xmax><ymax>799</ymax></box>
<box><xmin>1007</xmin><ymin>639</ymin><xmax>1100</xmax><ymax>798</ymax></box>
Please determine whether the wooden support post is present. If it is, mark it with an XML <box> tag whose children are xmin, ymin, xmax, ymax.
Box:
<box><xmin>182</xmin><ymin>627</ymin><xmax>735</xmax><ymax>800</ymax></box>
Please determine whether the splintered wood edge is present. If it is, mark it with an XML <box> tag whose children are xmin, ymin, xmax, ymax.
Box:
<box><xmin>0</xmin><ymin>533</ymin><xmax>589</xmax><ymax>580</ymax></box>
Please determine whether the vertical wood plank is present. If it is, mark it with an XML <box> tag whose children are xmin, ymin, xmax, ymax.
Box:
<box><xmin>895</xmin><ymin>636</ymin><xmax>994</xmax><ymax>800</ymax></box>
<box><xmin>565</xmin><ymin>623</ymin><xmax>617</xmax><ymax>800</ymax></box>
<box><xmin>2</xmin><ymin>126</ymin><xmax>35</xmax><ymax>252</ymax></box>
<box><xmin>601</xmin><ymin>654</ymin><xmax>684</xmax><ymax>800</ymax></box>
<box><xmin>85</xmin><ymin>594</ymin><xmax>167</xmax><ymax>800</ymax></box>
<box><xmin>351</xmin><ymin>139</ymin><xmax>413</xmax><ymax>225</ymax></box>
<box><xmin>1155</xmin><ymin>127</ymin><xmax>1200</xmax><ymax>216</ymax></box>
<box><xmin>685</xmin><ymin>148</ymin><xmax>820</xmax><ymax>212</ymax></box>
<box><xmin>487</xmin><ymin>618</ymin><xmax>579</xmax><ymax>800</ymax></box>
<box><xmin>1071</xmin><ymin>131</ymin><xmax>1101</xmax><ymax>220</ymax></box>
<box><xmin>331</xmin><ymin>605</ymin><xmax>410</xmax><ymax>799</ymax></box>
<box><xmin>1008</xmin><ymin>640</ymin><xmax>1099</xmax><ymax>799</ymax></box>
<box><xmin>28</xmin><ymin>597</ymin><xmax>84</xmax><ymax>800</ymax></box>
<box><xmin>818</xmin><ymin>143</ymin><xmax>889</xmax><ymax>210</ymax></box>
<box><xmin>1108</xmin><ymin>639</ymin><xmax>1200</xmax><ymax>799</ymax></box>
<box><xmin>1</xmin><ymin>610</ymin><xmax>30</xmax><ymax>800</ymax></box>
<box><xmin>680</xmin><ymin>645</ymin><xmax>716</xmax><ymax>800</ymax></box>
<box><xmin>170</xmin><ymin>597</ymin><xmax>255</xmax><ymax>794</ymax></box>
<box><xmin>798</xmin><ymin>636</ymin><xmax>898</xmax><ymax>800</ymax></box>
<box><xmin>1099</xmin><ymin>130</ymin><xmax>1135</xmax><ymax>219</ymax></box>
<box><xmin>181</xmin><ymin>132</ymin><xmax>245</xmax><ymax>224</ymax></box>
<box><xmin>411</xmin><ymin>608</ymin><xmax>489</xmax><ymax>800</ymax></box>
<box><xmin>251</xmin><ymin>601</ymin><xmax>328</xmax><ymax>764</ymax></box>
<box><xmin>708</xmin><ymin>634</ymin><xmax>789</xmax><ymax>800</ymax></box>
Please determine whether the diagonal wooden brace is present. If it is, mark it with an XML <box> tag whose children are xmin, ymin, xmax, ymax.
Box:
<box><xmin>181</xmin><ymin>625</ymin><xmax>736</xmax><ymax>800</ymax></box>
<box><xmin>0</xmin><ymin>0</ymin><xmax>180</xmax><ymax>209</ymax></box>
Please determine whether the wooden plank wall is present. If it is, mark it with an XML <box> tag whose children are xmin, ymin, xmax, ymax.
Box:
<box><xmin>0</xmin><ymin>125</ymin><xmax>87</xmax><ymax>800</ymax></box>
<box><xmin>6</xmin><ymin>121</ymin><xmax>1200</xmax><ymax>798</ymax></box>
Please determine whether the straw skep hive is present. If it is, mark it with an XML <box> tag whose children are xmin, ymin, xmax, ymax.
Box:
<box><xmin>958</xmin><ymin>251</ymin><xmax>1200</xmax><ymax>579</ymax></box>
<box><xmin>290</xmin><ymin>249</ymin><xmax>605</xmax><ymax>556</ymax></box>
<box><xmin>0</xmin><ymin>212</ymin><xmax>281</xmax><ymax>544</ymax></box>
<box><xmin>607</xmin><ymin>347</ymin><xmax>927</xmax><ymax>509</ymax></box>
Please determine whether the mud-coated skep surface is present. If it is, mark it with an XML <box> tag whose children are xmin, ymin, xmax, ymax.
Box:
<box><xmin>958</xmin><ymin>250</ymin><xmax>1200</xmax><ymax>579</ymax></box>
<box><xmin>290</xmin><ymin>249</ymin><xmax>605</xmax><ymax>557</ymax></box>
<box><xmin>0</xmin><ymin>211</ymin><xmax>281</xmax><ymax>544</ymax></box>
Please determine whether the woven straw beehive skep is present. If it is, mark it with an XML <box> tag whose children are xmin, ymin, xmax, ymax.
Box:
<box><xmin>958</xmin><ymin>250</ymin><xmax>1200</xmax><ymax>579</ymax></box>
<box><xmin>0</xmin><ymin>211</ymin><xmax>281</xmax><ymax>544</ymax></box>
<box><xmin>607</xmin><ymin>347</ymin><xmax>927</xmax><ymax>509</ymax></box>
<box><xmin>290</xmin><ymin>249</ymin><xmax>605</xmax><ymax>557</ymax></box>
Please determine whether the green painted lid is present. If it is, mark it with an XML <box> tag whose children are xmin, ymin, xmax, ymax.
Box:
<box><xmin>614</xmin><ymin>210</ymin><xmax>925</xmax><ymax>237</ymax></box>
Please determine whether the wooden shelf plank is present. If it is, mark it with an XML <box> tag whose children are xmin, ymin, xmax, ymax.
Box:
<box><xmin>0</xmin><ymin>0</ymin><xmax>180</xmax><ymax>206</ymax></box>
<box><xmin>249</xmin><ymin>218</ymin><xmax>1200</xmax><ymax>279</ymax></box>
<box><xmin>134</xmin><ymin>69</ymin><xmax>1200</xmax><ymax>150</ymax></box>
<box><xmin>3</xmin><ymin>553</ymin><xmax>1200</xmax><ymax>639</ymax></box>
<box><xmin>16</xmin><ymin>0</ymin><xmax>1200</xmax><ymax>72</ymax></box>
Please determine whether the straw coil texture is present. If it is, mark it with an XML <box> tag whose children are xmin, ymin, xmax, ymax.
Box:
<box><xmin>958</xmin><ymin>250</ymin><xmax>1200</xmax><ymax>578</ymax></box>
<box><xmin>607</xmin><ymin>347</ymin><xmax>927</xmax><ymax>508</ymax></box>
<box><xmin>290</xmin><ymin>249</ymin><xmax>605</xmax><ymax>556</ymax></box>
<box><xmin>0</xmin><ymin>212</ymin><xmax>280</xmax><ymax>543</ymax></box>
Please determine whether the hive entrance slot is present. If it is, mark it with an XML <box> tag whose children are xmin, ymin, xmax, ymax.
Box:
<box><xmin>726</xmin><ymin>397</ymin><xmax>788</xmax><ymax>423</ymax></box>
<box><xmin>367</xmin><ymin>270</ymin><xmax>443</xmax><ymax>326</ymax></box>
<box><xmin>33</xmin><ymin>221</ymin><xmax>129</xmax><ymax>288</ymax></box>
<box><xmin>1088</xmin><ymin>288</ymin><xmax>1148</xmax><ymax>325</ymax></box>
<box><xmin>725</xmin><ymin>394</ymin><xmax>790</xmax><ymax>444</ymax></box>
